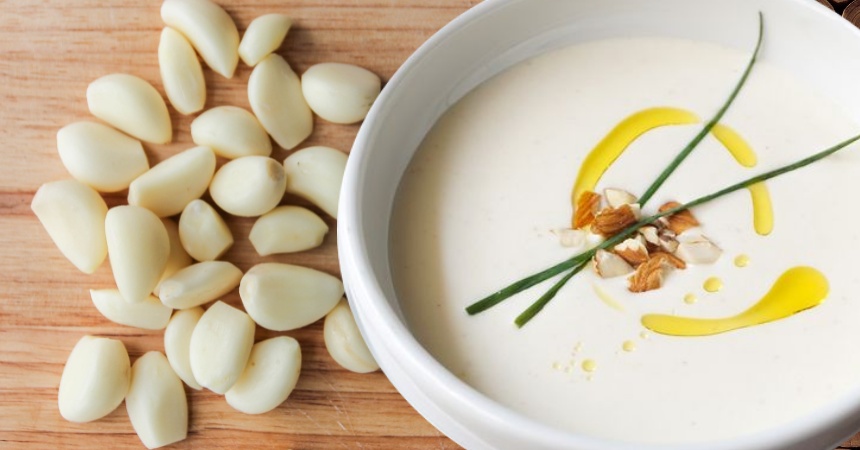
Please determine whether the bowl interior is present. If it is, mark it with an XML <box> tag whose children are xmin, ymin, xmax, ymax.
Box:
<box><xmin>340</xmin><ymin>0</ymin><xmax>860</xmax><ymax>448</ymax></box>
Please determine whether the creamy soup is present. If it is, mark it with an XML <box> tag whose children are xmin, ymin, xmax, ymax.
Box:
<box><xmin>389</xmin><ymin>37</ymin><xmax>860</xmax><ymax>444</ymax></box>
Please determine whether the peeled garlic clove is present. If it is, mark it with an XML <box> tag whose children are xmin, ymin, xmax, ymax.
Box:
<box><xmin>238</xmin><ymin>14</ymin><xmax>292</xmax><ymax>67</ymax></box>
<box><xmin>160</xmin><ymin>0</ymin><xmax>239</xmax><ymax>78</ymax></box>
<box><xmin>190</xmin><ymin>106</ymin><xmax>272</xmax><ymax>159</ymax></box>
<box><xmin>249</xmin><ymin>205</ymin><xmax>328</xmax><ymax>256</ymax></box>
<box><xmin>283</xmin><ymin>146</ymin><xmax>346</xmax><ymax>218</ymax></box>
<box><xmin>158</xmin><ymin>261</ymin><xmax>242</xmax><ymax>310</ymax></box>
<box><xmin>248</xmin><ymin>54</ymin><xmax>313</xmax><ymax>150</ymax></box>
<box><xmin>178</xmin><ymin>199</ymin><xmax>233</xmax><ymax>261</ymax></box>
<box><xmin>105</xmin><ymin>206</ymin><xmax>170</xmax><ymax>303</ymax></box>
<box><xmin>31</xmin><ymin>180</ymin><xmax>107</xmax><ymax>274</ymax></box>
<box><xmin>126</xmin><ymin>351</ymin><xmax>188</xmax><ymax>449</ymax></box>
<box><xmin>225</xmin><ymin>336</ymin><xmax>301</xmax><ymax>414</ymax></box>
<box><xmin>209</xmin><ymin>156</ymin><xmax>286</xmax><ymax>217</ymax></box>
<box><xmin>324</xmin><ymin>299</ymin><xmax>378</xmax><ymax>373</ymax></box>
<box><xmin>91</xmin><ymin>289</ymin><xmax>172</xmax><ymax>330</ymax></box>
<box><xmin>189</xmin><ymin>301</ymin><xmax>255</xmax><ymax>394</ymax></box>
<box><xmin>301</xmin><ymin>62</ymin><xmax>381</xmax><ymax>124</ymax></box>
<box><xmin>56</xmin><ymin>121</ymin><xmax>149</xmax><ymax>192</ymax></box>
<box><xmin>240</xmin><ymin>262</ymin><xmax>344</xmax><ymax>331</ymax></box>
<box><xmin>158</xmin><ymin>27</ymin><xmax>205</xmax><ymax>115</ymax></box>
<box><xmin>87</xmin><ymin>74</ymin><xmax>172</xmax><ymax>144</ymax></box>
<box><xmin>164</xmin><ymin>307</ymin><xmax>203</xmax><ymax>390</ymax></box>
<box><xmin>58</xmin><ymin>336</ymin><xmax>130</xmax><ymax>423</ymax></box>
<box><xmin>128</xmin><ymin>146</ymin><xmax>216</xmax><ymax>217</ymax></box>
<box><xmin>154</xmin><ymin>218</ymin><xmax>192</xmax><ymax>296</ymax></box>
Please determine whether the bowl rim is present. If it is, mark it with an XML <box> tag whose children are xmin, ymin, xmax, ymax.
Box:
<box><xmin>338</xmin><ymin>0</ymin><xmax>860</xmax><ymax>448</ymax></box>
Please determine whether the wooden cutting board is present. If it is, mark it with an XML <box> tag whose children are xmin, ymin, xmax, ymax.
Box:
<box><xmin>1</xmin><ymin>1</ymin><xmax>858</xmax><ymax>449</ymax></box>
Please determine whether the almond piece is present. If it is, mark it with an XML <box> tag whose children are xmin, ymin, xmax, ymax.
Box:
<box><xmin>651</xmin><ymin>251</ymin><xmax>687</xmax><ymax>270</ymax></box>
<box><xmin>613</xmin><ymin>237</ymin><xmax>649</xmax><ymax>266</ymax></box>
<box><xmin>604</xmin><ymin>188</ymin><xmax>637</xmax><ymax>208</ymax></box>
<box><xmin>628</xmin><ymin>256</ymin><xmax>668</xmax><ymax>292</ymax></box>
<box><xmin>572</xmin><ymin>191</ymin><xmax>601</xmax><ymax>229</ymax></box>
<box><xmin>657</xmin><ymin>228</ymin><xmax>679</xmax><ymax>253</ymax></box>
<box><xmin>658</xmin><ymin>201</ymin><xmax>700</xmax><ymax>235</ymax></box>
<box><xmin>593</xmin><ymin>249</ymin><xmax>634</xmax><ymax>278</ymax></box>
<box><xmin>676</xmin><ymin>236</ymin><xmax>722</xmax><ymax>264</ymax></box>
<box><xmin>591</xmin><ymin>204</ymin><xmax>638</xmax><ymax>237</ymax></box>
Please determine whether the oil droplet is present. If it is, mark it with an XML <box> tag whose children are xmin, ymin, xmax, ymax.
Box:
<box><xmin>641</xmin><ymin>267</ymin><xmax>828</xmax><ymax>336</ymax></box>
<box><xmin>734</xmin><ymin>254</ymin><xmax>751</xmax><ymax>268</ymax></box>
<box><xmin>573</xmin><ymin>342</ymin><xmax>584</xmax><ymax>353</ymax></box>
<box><xmin>592</xmin><ymin>283</ymin><xmax>625</xmax><ymax>312</ymax></box>
<box><xmin>710</xmin><ymin>123</ymin><xmax>757</xmax><ymax>167</ymax></box>
<box><xmin>551</xmin><ymin>361</ymin><xmax>561</xmax><ymax>371</ymax></box>
<box><xmin>581</xmin><ymin>359</ymin><xmax>597</xmax><ymax>373</ymax></box>
<box><xmin>747</xmin><ymin>182</ymin><xmax>773</xmax><ymax>236</ymax></box>
<box><xmin>683</xmin><ymin>293</ymin><xmax>698</xmax><ymax>304</ymax></box>
<box><xmin>622</xmin><ymin>341</ymin><xmax>637</xmax><ymax>352</ymax></box>
<box><xmin>703</xmin><ymin>277</ymin><xmax>723</xmax><ymax>293</ymax></box>
<box><xmin>639</xmin><ymin>330</ymin><xmax>650</xmax><ymax>340</ymax></box>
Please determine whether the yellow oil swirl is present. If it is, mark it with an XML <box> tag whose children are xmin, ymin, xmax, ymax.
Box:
<box><xmin>572</xmin><ymin>107</ymin><xmax>699</xmax><ymax>204</ymax></box>
<box><xmin>710</xmin><ymin>123</ymin><xmax>757</xmax><ymax>167</ymax></box>
<box><xmin>747</xmin><ymin>182</ymin><xmax>773</xmax><ymax>235</ymax></box>
<box><xmin>592</xmin><ymin>283</ymin><xmax>624</xmax><ymax>312</ymax></box>
<box><xmin>570</xmin><ymin>107</ymin><xmax>773</xmax><ymax>236</ymax></box>
<box><xmin>641</xmin><ymin>267</ymin><xmax>828</xmax><ymax>336</ymax></box>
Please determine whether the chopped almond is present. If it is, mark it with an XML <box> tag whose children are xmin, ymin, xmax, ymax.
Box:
<box><xmin>651</xmin><ymin>251</ymin><xmax>687</xmax><ymax>270</ymax></box>
<box><xmin>572</xmin><ymin>191</ymin><xmax>601</xmax><ymax>229</ymax></box>
<box><xmin>613</xmin><ymin>237</ymin><xmax>649</xmax><ymax>266</ymax></box>
<box><xmin>675</xmin><ymin>235</ymin><xmax>722</xmax><ymax>264</ymax></box>
<box><xmin>591</xmin><ymin>204</ymin><xmax>638</xmax><ymax>237</ymax></box>
<box><xmin>627</xmin><ymin>256</ymin><xmax>668</xmax><ymax>293</ymax></box>
<box><xmin>593</xmin><ymin>249</ymin><xmax>634</xmax><ymax>278</ymax></box>
<box><xmin>604</xmin><ymin>188</ymin><xmax>637</xmax><ymax>208</ymax></box>
<box><xmin>658</xmin><ymin>201</ymin><xmax>700</xmax><ymax>235</ymax></box>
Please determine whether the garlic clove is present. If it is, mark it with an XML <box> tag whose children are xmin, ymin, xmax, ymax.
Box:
<box><xmin>324</xmin><ymin>299</ymin><xmax>379</xmax><ymax>373</ymax></box>
<box><xmin>190</xmin><ymin>106</ymin><xmax>272</xmax><ymax>159</ymax></box>
<box><xmin>208</xmin><ymin>155</ymin><xmax>286</xmax><ymax>217</ymax></box>
<box><xmin>128</xmin><ymin>146</ymin><xmax>216</xmax><ymax>218</ymax></box>
<box><xmin>282</xmin><ymin>146</ymin><xmax>347</xmax><ymax>218</ymax></box>
<box><xmin>189</xmin><ymin>301</ymin><xmax>255</xmax><ymax>394</ymax></box>
<box><xmin>86</xmin><ymin>73</ymin><xmax>172</xmax><ymax>144</ymax></box>
<box><xmin>160</xmin><ymin>0</ymin><xmax>239</xmax><ymax>78</ymax></box>
<box><xmin>248</xmin><ymin>54</ymin><xmax>313</xmax><ymax>150</ymax></box>
<box><xmin>58</xmin><ymin>336</ymin><xmax>130</xmax><ymax>423</ymax></box>
<box><xmin>158</xmin><ymin>261</ymin><xmax>242</xmax><ymax>310</ymax></box>
<box><xmin>239</xmin><ymin>262</ymin><xmax>344</xmax><ymax>331</ymax></box>
<box><xmin>91</xmin><ymin>289</ymin><xmax>172</xmax><ymax>330</ymax></box>
<box><xmin>178</xmin><ymin>199</ymin><xmax>233</xmax><ymax>261</ymax></box>
<box><xmin>249</xmin><ymin>205</ymin><xmax>329</xmax><ymax>256</ymax></box>
<box><xmin>164</xmin><ymin>307</ymin><xmax>204</xmax><ymax>390</ymax></box>
<box><xmin>238</xmin><ymin>14</ymin><xmax>292</xmax><ymax>67</ymax></box>
<box><xmin>105</xmin><ymin>206</ymin><xmax>170</xmax><ymax>303</ymax></box>
<box><xmin>158</xmin><ymin>27</ymin><xmax>206</xmax><ymax>115</ymax></box>
<box><xmin>225</xmin><ymin>336</ymin><xmax>301</xmax><ymax>414</ymax></box>
<box><xmin>31</xmin><ymin>180</ymin><xmax>108</xmax><ymax>274</ymax></box>
<box><xmin>126</xmin><ymin>351</ymin><xmax>188</xmax><ymax>449</ymax></box>
<box><xmin>56</xmin><ymin>121</ymin><xmax>149</xmax><ymax>193</ymax></box>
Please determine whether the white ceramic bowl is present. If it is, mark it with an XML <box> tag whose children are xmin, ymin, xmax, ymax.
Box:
<box><xmin>338</xmin><ymin>0</ymin><xmax>860</xmax><ymax>448</ymax></box>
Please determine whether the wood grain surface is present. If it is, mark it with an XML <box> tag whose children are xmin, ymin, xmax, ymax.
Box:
<box><xmin>1</xmin><ymin>1</ymin><xmax>859</xmax><ymax>449</ymax></box>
